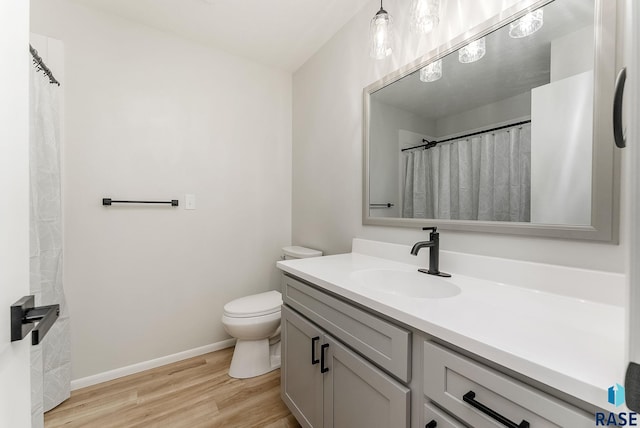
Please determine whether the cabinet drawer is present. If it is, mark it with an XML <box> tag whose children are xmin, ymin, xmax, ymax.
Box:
<box><xmin>424</xmin><ymin>402</ymin><xmax>465</xmax><ymax>428</ymax></box>
<box><xmin>423</xmin><ymin>341</ymin><xmax>593</xmax><ymax>427</ymax></box>
<box><xmin>283</xmin><ymin>274</ymin><xmax>411</xmax><ymax>382</ymax></box>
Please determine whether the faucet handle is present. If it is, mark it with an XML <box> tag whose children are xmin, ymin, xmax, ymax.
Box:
<box><xmin>422</xmin><ymin>226</ymin><xmax>437</xmax><ymax>233</ymax></box>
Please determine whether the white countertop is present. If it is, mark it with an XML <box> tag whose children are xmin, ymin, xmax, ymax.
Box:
<box><xmin>277</xmin><ymin>246</ymin><xmax>626</xmax><ymax>410</ymax></box>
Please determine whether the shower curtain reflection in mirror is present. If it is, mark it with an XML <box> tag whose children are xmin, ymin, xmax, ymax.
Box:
<box><xmin>402</xmin><ymin>124</ymin><xmax>531</xmax><ymax>221</ymax></box>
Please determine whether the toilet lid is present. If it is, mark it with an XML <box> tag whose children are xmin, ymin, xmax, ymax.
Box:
<box><xmin>223</xmin><ymin>290</ymin><xmax>282</xmax><ymax>318</ymax></box>
<box><xmin>282</xmin><ymin>246</ymin><xmax>322</xmax><ymax>259</ymax></box>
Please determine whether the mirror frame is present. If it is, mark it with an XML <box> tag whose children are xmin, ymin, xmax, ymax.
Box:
<box><xmin>363</xmin><ymin>0</ymin><xmax>619</xmax><ymax>242</ymax></box>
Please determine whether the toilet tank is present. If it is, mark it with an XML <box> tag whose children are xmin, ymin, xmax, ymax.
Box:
<box><xmin>282</xmin><ymin>246</ymin><xmax>322</xmax><ymax>260</ymax></box>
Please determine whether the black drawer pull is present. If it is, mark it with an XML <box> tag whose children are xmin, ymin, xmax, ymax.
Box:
<box><xmin>311</xmin><ymin>336</ymin><xmax>320</xmax><ymax>365</ymax></box>
<box><xmin>613</xmin><ymin>67</ymin><xmax>627</xmax><ymax>148</ymax></box>
<box><xmin>463</xmin><ymin>391</ymin><xmax>530</xmax><ymax>428</ymax></box>
<box><xmin>425</xmin><ymin>420</ymin><xmax>437</xmax><ymax>428</ymax></box>
<box><xmin>320</xmin><ymin>343</ymin><xmax>330</xmax><ymax>373</ymax></box>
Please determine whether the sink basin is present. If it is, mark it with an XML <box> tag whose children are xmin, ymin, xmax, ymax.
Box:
<box><xmin>350</xmin><ymin>269</ymin><xmax>461</xmax><ymax>299</ymax></box>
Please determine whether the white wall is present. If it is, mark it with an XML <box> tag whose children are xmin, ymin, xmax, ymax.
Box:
<box><xmin>31</xmin><ymin>0</ymin><xmax>292</xmax><ymax>379</ymax></box>
<box><xmin>434</xmin><ymin>92</ymin><xmax>531</xmax><ymax>138</ymax></box>
<box><xmin>292</xmin><ymin>0</ymin><xmax>626</xmax><ymax>273</ymax></box>
<box><xmin>531</xmin><ymin>71</ymin><xmax>593</xmax><ymax>225</ymax></box>
<box><xmin>369</xmin><ymin>100</ymin><xmax>434</xmax><ymax>217</ymax></box>
<box><xmin>0</xmin><ymin>1</ymin><xmax>32</xmax><ymax>427</ymax></box>
<box><xmin>550</xmin><ymin>26</ymin><xmax>595</xmax><ymax>82</ymax></box>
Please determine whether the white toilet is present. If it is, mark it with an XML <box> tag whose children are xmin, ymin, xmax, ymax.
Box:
<box><xmin>222</xmin><ymin>246</ymin><xmax>322</xmax><ymax>379</ymax></box>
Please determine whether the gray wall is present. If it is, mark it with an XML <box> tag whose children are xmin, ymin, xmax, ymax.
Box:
<box><xmin>292</xmin><ymin>0</ymin><xmax>626</xmax><ymax>273</ymax></box>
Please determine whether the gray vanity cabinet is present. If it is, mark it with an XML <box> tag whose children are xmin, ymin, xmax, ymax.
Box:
<box><xmin>323</xmin><ymin>335</ymin><xmax>410</xmax><ymax>428</ymax></box>
<box><xmin>281</xmin><ymin>305</ymin><xmax>324</xmax><ymax>428</ymax></box>
<box><xmin>281</xmin><ymin>305</ymin><xmax>410</xmax><ymax>428</ymax></box>
<box><xmin>280</xmin><ymin>272</ymin><xmax>602</xmax><ymax>428</ymax></box>
<box><xmin>423</xmin><ymin>341</ymin><xmax>595</xmax><ymax>427</ymax></box>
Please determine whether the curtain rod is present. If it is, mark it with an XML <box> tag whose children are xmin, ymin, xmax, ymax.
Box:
<box><xmin>29</xmin><ymin>44</ymin><xmax>60</xmax><ymax>86</ymax></box>
<box><xmin>401</xmin><ymin>119</ymin><xmax>531</xmax><ymax>152</ymax></box>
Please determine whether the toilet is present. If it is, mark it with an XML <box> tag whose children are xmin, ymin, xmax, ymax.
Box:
<box><xmin>222</xmin><ymin>246</ymin><xmax>322</xmax><ymax>379</ymax></box>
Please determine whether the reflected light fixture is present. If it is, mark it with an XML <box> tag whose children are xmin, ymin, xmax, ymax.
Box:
<box><xmin>370</xmin><ymin>0</ymin><xmax>393</xmax><ymax>59</ymax></box>
<box><xmin>419</xmin><ymin>59</ymin><xmax>442</xmax><ymax>82</ymax></box>
<box><xmin>509</xmin><ymin>9</ymin><xmax>544</xmax><ymax>38</ymax></box>
<box><xmin>458</xmin><ymin>37</ymin><xmax>486</xmax><ymax>63</ymax></box>
<box><xmin>409</xmin><ymin>0</ymin><xmax>440</xmax><ymax>35</ymax></box>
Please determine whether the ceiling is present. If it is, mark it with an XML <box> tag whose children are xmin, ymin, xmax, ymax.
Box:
<box><xmin>75</xmin><ymin>0</ymin><xmax>372</xmax><ymax>72</ymax></box>
<box><xmin>371</xmin><ymin>0</ymin><xmax>594</xmax><ymax>122</ymax></box>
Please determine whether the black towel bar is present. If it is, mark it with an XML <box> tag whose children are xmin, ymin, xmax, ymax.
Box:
<box><xmin>102</xmin><ymin>198</ymin><xmax>179</xmax><ymax>206</ymax></box>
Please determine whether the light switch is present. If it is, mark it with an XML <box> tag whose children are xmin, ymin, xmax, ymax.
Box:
<box><xmin>185</xmin><ymin>194</ymin><xmax>196</xmax><ymax>210</ymax></box>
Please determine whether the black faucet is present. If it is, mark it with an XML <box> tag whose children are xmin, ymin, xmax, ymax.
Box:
<box><xmin>410</xmin><ymin>227</ymin><xmax>451</xmax><ymax>277</ymax></box>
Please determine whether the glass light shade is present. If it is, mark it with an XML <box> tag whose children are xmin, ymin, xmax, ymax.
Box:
<box><xmin>509</xmin><ymin>9</ymin><xmax>544</xmax><ymax>38</ymax></box>
<box><xmin>419</xmin><ymin>59</ymin><xmax>442</xmax><ymax>82</ymax></box>
<box><xmin>409</xmin><ymin>0</ymin><xmax>440</xmax><ymax>35</ymax></box>
<box><xmin>370</xmin><ymin>9</ymin><xmax>393</xmax><ymax>59</ymax></box>
<box><xmin>458</xmin><ymin>37</ymin><xmax>486</xmax><ymax>63</ymax></box>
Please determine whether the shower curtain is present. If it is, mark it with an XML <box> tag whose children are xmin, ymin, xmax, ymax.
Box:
<box><xmin>402</xmin><ymin>124</ymin><xmax>531</xmax><ymax>221</ymax></box>
<box><xmin>30</xmin><ymin>55</ymin><xmax>70</xmax><ymax>425</ymax></box>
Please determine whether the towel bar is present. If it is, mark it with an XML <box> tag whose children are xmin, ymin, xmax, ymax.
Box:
<box><xmin>102</xmin><ymin>198</ymin><xmax>179</xmax><ymax>206</ymax></box>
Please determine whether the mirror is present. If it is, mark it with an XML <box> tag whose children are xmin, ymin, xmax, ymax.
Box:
<box><xmin>363</xmin><ymin>0</ymin><xmax>619</xmax><ymax>241</ymax></box>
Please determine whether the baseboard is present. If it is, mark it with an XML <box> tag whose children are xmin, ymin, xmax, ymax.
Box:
<box><xmin>70</xmin><ymin>338</ymin><xmax>236</xmax><ymax>391</ymax></box>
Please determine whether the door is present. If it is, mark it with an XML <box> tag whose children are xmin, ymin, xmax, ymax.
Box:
<box><xmin>626</xmin><ymin>0</ymin><xmax>640</xmax><ymax>413</ymax></box>
<box><xmin>322</xmin><ymin>335</ymin><xmax>410</xmax><ymax>428</ymax></box>
<box><xmin>0</xmin><ymin>0</ymin><xmax>33</xmax><ymax>427</ymax></box>
<box><xmin>281</xmin><ymin>306</ymin><xmax>324</xmax><ymax>428</ymax></box>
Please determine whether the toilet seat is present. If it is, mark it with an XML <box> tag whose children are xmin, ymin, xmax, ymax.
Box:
<box><xmin>223</xmin><ymin>290</ymin><xmax>282</xmax><ymax>318</ymax></box>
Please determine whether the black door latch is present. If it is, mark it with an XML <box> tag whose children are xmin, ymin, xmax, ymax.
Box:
<box><xmin>11</xmin><ymin>295</ymin><xmax>59</xmax><ymax>345</ymax></box>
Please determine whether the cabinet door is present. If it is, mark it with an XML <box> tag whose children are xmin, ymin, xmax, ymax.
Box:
<box><xmin>322</xmin><ymin>336</ymin><xmax>410</xmax><ymax>428</ymax></box>
<box><xmin>281</xmin><ymin>306</ymin><xmax>324</xmax><ymax>428</ymax></box>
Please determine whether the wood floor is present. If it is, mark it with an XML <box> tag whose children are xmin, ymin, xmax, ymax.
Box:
<box><xmin>44</xmin><ymin>347</ymin><xmax>300</xmax><ymax>428</ymax></box>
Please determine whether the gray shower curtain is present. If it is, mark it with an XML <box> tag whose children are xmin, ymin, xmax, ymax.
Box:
<box><xmin>30</xmin><ymin>56</ymin><xmax>70</xmax><ymax>426</ymax></box>
<box><xmin>402</xmin><ymin>124</ymin><xmax>531</xmax><ymax>221</ymax></box>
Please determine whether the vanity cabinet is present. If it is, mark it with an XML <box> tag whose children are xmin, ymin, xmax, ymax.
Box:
<box><xmin>280</xmin><ymin>272</ymin><xmax>601</xmax><ymax>428</ymax></box>
<box><xmin>281</xmin><ymin>305</ymin><xmax>410</xmax><ymax>428</ymax></box>
<box><xmin>423</xmin><ymin>402</ymin><xmax>465</xmax><ymax>428</ymax></box>
<box><xmin>282</xmin><ymin>274</ymin><xmax>411</xmax><ymax>382</ymax></box>
<box><xmin>423</xmin><ymin>341</ymin><xmax>594</xmax><ymax>427</ymax></box>
<box><xmin>281</xmin><ymin>306</ymin><xmax>324</xmax><ymax>428</ymax></box>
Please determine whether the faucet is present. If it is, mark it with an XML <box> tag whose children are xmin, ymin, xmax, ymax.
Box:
<box><xmin>410</xmin><ymin>227</ymin><xmax>451</xmax><ymax>277</ymax></box>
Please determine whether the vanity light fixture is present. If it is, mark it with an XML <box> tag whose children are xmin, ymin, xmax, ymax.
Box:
<box><xmin>409</xmin><ymin>0</ymin><xmax>440</xmax><ymax>35</ymax></box>
<box><xmin>458</xmin><ymin>37</ymin><xmax>486</xmax><ymax>63</ymax></box>
<box><xmin>419</xmin><ymin>59</ymin><xmax>442</xmax><ymax>82</ymax></box>
<box><xmin>370</xmin><ymin>0</ymin><xmax>393</xmax><ymax>59</ymax></box>
<box><xmin>509</xmin><ymin>9</ymin><xmax>544</xmax><ymax>38</ymax></box>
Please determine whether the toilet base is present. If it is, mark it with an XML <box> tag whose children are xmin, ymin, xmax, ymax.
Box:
<box><xmin>228</xmin><ymin>339</ymin><xmax>281</xmax><ymax>379</ymax></box>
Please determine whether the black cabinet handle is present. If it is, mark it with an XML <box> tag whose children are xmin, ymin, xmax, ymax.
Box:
<box><xmin>613</xmin><ymin>67</ymin><xmax>627</xmax><ymax>148</ymax></box>
<box><xmin>320</xmin><ymin>343</ymin><xmax>330</xmax><ymax>373</ymax></box>
<box><xmin>311</xmin><ymin>336</ymin><xmax>320</xmax><ymax>365</ymax></box>
<box><xmin>463</xmin><ymin>391</ymin><xmax>530</xmax><ymax>428</ymax></box>
<box><xmin>425</xmin><ymin>420</ymin><xmax>437</xmax><ymax>428</ymax></box>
